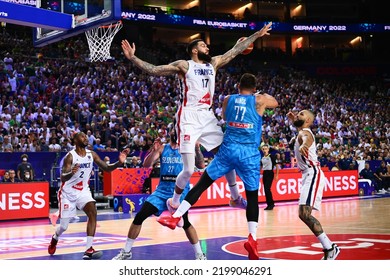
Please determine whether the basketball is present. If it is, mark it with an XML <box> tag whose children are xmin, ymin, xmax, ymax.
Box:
<box><xmin>237</xmin><ymin>37</ymin><xmax>253</xmax><ymax>55</ymax></box>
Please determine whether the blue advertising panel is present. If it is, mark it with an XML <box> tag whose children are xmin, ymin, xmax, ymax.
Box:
<box><xmin>0</xmin><ymin>0</ymin><xmax>73</xmax><ymax>30</ymax></box>
<box><xmin>121</xmin><ymin>10</ymin><xmax>390</xmax><ymax>33</ymax></box>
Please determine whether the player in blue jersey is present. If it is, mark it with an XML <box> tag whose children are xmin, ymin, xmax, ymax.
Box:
<box><xmin>112</xmin><ymin>131</ymin><xmax>207</xmax><ymax>260</ymax></box>
<box><xmin>157</xmin><ymin>73</ymin><xmax>278</xmax><ymax>260</ymax></box>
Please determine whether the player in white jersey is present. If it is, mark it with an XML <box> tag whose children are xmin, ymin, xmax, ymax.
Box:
<box><xmin>48</xmin><ymin>132</ymin><xmax>129</xmax><ymax>260</ymax></box>
<box><xmin>287</xmin><ymin>110</ymin><xmax>340</xmax><ymax>260</ymax></box>
<box><xmin>121</xmin><ymin>22</ymin><xmax>273</xmax><ymax>210</ymax></box>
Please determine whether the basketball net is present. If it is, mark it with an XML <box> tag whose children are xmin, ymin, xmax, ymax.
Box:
<box><xmin>85</xmin><ymin>20</ymin><xmax>122</xmax><ymax>62</ymax></box>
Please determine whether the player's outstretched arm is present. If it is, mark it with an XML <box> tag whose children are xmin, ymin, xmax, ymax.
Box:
<box><xmin>93</xmin><ymin>149</ymin><xmax>129</xmax><ymax>172</ymax></box>
<box><xmin>143</xmin><ymin>139</ymin><xmax>164</xmax><ymax>168</ymax></box>
<box><xmin>212</xmin><ymin>22</ymin><xmax>272</xmax><ymax>70</ymax></box>
<box><xmin>121</xmin><ymin>40</ymin><xmax>186</xmax><ymax>76</ymax></box>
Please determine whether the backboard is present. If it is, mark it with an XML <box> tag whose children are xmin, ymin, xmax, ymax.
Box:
<box><xmin>33</xmin><ymin>0</ymin><xmax>121</xmax><ymax>47</ymax></box>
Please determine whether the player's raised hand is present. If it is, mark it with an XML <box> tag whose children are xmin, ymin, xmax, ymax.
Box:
<box><xmin>286</xmin><ymin>111</ymin><xmax>296</xmax><ymax>122</ymax></box>
<box><xmin>119</xmin><ymin>148</ymin><xmax>130</xmax><ymax>163</ymax></box>
<box><xmin>257</xmin><ymin>22</ymin><xmax>272</xmax><ymax>37</ymax></box>
<box><xmin>121</xmin><ymin>40</ymin><xmax>136</xmax><ymax>60</ymax></box>
<box><xmin>153</xmin><ymin>138</ymin><xmax>163</xmax><ymax>151</ymax></box>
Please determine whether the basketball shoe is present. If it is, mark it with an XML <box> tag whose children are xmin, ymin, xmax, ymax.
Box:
<box><xmin>196</xmin><ymin>253</ymin><xmax>207</xmax><ymax>260</ymax></box>
<box><xmin>112</xmin><ymin>249</ymin><xmax>132</xmax><ymax>260</ymax></box>
<box><xmin>244</xmin><ymin>234</ymin><xmax>259</xmax><ymax>260</ymax></box>
<box><xmin>166</xmin><ymin>198</ymin><xmax>184</xmax><ymax>227</ymax></box>
<box><xmin>322</xmin><ymin>244</ymin><xmax>340</xmax><ymax>260</ymax></box>
<box><xmin>229</xmin><ymin>195</ymin><xmax>247</xmax><ymax>209</ymax></box>
<box><xmin>82</xmin><ymin>247</ymin><xmax>103</xmax><ymax>260</ymax></box>
<box><xmin>157</xmin><ymin>215</ymin><xmax>181</xmax><ymax>230</ymax></box>
<box><xmin>48</xmin><ymin>235</ymin><xmax>58</xmax><ymax>255</ymax></box>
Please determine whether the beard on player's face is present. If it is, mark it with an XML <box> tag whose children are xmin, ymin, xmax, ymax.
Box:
<box><xmin>293</xmin><ymin>119</ymin><xmax>305</xmax><ymax>128</ymax></box>
<box><xmin>197</xmin><ymin>50</ymin><xmax>212</xmax><ymax>63</ymax></box>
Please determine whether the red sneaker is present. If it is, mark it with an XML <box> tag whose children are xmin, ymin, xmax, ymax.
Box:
<box><xmin>48</xmin><ymin>236</ymin><xmax>58</xmax><ymax>255</ymax></box>
<box><xmin>82</xmin><ymin>247</ymin><xmax>103</xmax><ymax>260</ymax></box>
<box><xmin>156</xmin><ymin>215</ymin><xmax>181</xmax><ymax>230</ymax></box>
<box><xmin>244</xmin><ymin>234</ymin><xmax>259</xmax><ymax>260</ymax></box>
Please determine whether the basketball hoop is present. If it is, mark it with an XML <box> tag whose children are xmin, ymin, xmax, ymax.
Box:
<box><xmin>85</xmin><ymin>20</ymin><xmax>123</xmax><ymax>62</ymax></box>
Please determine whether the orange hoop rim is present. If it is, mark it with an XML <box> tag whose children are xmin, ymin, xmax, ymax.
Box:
<box><xmin>100</xmin><ymin>20</ymin><xmax>122</xmax><ymax>29</ymax></box>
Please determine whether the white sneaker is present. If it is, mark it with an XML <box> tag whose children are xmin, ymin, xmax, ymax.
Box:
<box><xmin>196</xmin><ymin>253</ymin><xmax>207</xmax><ymax>260</ymax></box>
<box><xmin>322</xmin><ymin>244</ymin><xmax>340</xmax><ymax>260</ymax></box>
<box><xmin>112</xmin><ymin>249</ymin><xmax>132</xmax><ymax>260</ymax></box>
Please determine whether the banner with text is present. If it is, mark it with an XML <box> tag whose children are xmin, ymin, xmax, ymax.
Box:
<box><xmin>151</xmin><ymin>170</ymin><xmax>358</xmax><ymax>207</ymax></box>
<box><xmin>0</xmin><ymin>182</ymin><xmax>49</xmax><ymax>220</ymax></box>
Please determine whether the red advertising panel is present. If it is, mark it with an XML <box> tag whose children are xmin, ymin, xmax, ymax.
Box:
<box><xmin>0</xmin><ymin>182</ymin><xmax>49</xmax><ymax>220</ymax></box>
<box><xmin>103</xmin><ymin>168</ymin><xmax>152</xmax><ymax>195</ymax></box>
<box><xmin>151</xmin><ymin>170</ymin><xmax>358</xmax><ymax>207</ymax></box>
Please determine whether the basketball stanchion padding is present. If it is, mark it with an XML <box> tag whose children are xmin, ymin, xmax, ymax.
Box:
<box><xmin>85</xmin><ymin>20</ymin><xmax>123</xmax><ymax>62</ymax></box>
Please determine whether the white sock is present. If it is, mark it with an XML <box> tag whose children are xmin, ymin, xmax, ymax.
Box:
<box><xmin>248</xmin><ymin>221</ymin><xmax>258</xmax><ymax>240</ymax></box>
<box><xmin>86</xmin><ymin>236</ymin><xmax>94</xmax><ymax>250</ymax></box>
<box><xmin>172</xmin><ymin>200</ymin><xmax>191</xmax><ymax>218</ymax></box>
<box><xmin>172</xmin><ymin>191</ymin><xmax>181</xmax><ymax>206</ymax></box>
<box><xmin>192</xmin><ymin>241</ymin><xmax>203</xmax><ymax>255</ymax></box>
<box><xmin>229</xmin><ymin>183</ymin><xmax>239</xmax><ymax>200</ymax></box>
<box><xmin>124</xmin><ymin>238</ymin><xmax>135</xmax><ymax>252</ymax></box>
<box><xmin>317</xmin><ymin>232</ymin><xmax>332</xmax><ymax>250</ymax></box>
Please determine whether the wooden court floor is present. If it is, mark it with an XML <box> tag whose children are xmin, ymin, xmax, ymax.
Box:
<box><xmin>0</xmin><ymin>194</ymin><xmax>389</xmax><ymax>260</ymax></box>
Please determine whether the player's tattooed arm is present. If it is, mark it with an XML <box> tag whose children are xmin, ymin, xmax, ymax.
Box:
<box><xmin>212</xmin><ymin>22</ymin><xmax>272</xmax><ymax>70</ymax></box>
<box><xmin>129</xmin><ymin>57</ymin><xmax>186</xmax><ymax>76</ymax></box>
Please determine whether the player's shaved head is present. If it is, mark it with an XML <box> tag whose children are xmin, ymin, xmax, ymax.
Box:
<box><xmin>303</xmin><ymin>110</ymin><xmax>315</xmax><ymax>124</ymax></box>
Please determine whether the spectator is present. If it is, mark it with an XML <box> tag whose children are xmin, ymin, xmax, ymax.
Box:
<box><xmin>1</xmin><ymin>171</ymin><xmax>10</xmax><ymax>182</ymax></box>
<box><xmin>359</xmin><ymin>162</ymin><xmax>380</xmax><ymax>193</ymax></box>
<box><xmin>3</xmin><ymin>52</ymin><xmax>13</xmax><ymax>71</ymax></box>
<box><xmin>49</xmin><ymin>138</ymin><xmax>61</xmax><ymax>152</ymax></box>
<box><xmin>40</xmin><ymin>138</ymin><xmax>50</xmax><ymax>151</ymax></box>
<box><xmin>128</xmin><ymin>156</ymin><xmax>142</xmax><ymax>168</ymax></box>
<box><xmin>93</xmin><ymin>138</ymin><xmax>105</xmax><ymax>152</ymax></box>
<box><xmin>2</xmin><ymin>135</ymin><xmax>13</xmax><ymax>152</ymax></box>
<box><xmin>8</xmin><ymin>169</ymin><xmax>20</xmax><ymax>183</ymax></box>
<box><xmin>61</xmin><ymin>138</ymin><xmax>73</xmax><ymax>152</ymax></box>
<box><xmin>375</xmin><ymin>161</ymin><xmax>390</xmax><ymax>193</ymax></box>
<box><xmin>17</xmin><ymin>154</ymin><xmax>34</xmax><ymax>182</ymax></box>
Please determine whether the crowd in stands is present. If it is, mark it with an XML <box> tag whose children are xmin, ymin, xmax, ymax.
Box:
<box><xmin>0</xmin><ymin>29</ymin><xmax>389</xmax><ymax>188</ymax></box>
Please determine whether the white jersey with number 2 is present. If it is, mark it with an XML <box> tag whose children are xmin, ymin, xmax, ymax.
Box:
<box><xmin>60</xmin><ymin>149</ymin><xmax>94</xmax><ymax>200</ymax></box>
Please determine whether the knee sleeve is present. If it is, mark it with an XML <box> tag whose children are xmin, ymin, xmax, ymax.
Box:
<box><xmin>181</xmin><ymin>212</ymin><xmax>191</xmax><ymax>230</ymax></box>
<box><xmin>133</xmin><ymin>202</ymin><xmax>158</xmax><ymax>225</ymax></box>
<box><xmin>176</xmin><ymin>153</ymin><xmax>195</xmax><ymax>189</ymax></box>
